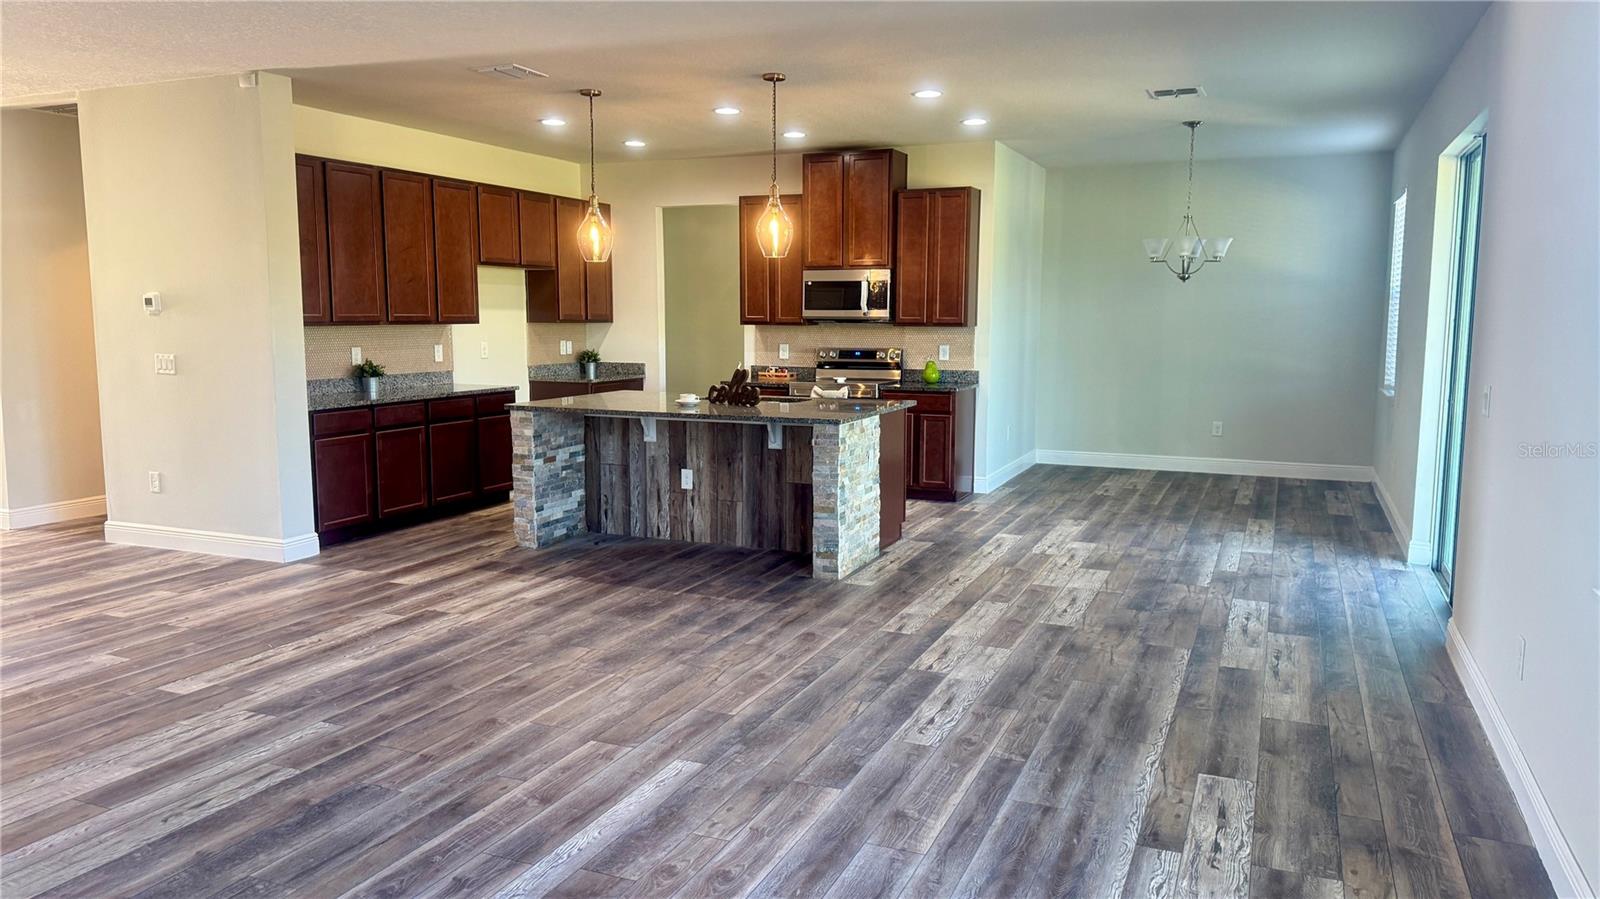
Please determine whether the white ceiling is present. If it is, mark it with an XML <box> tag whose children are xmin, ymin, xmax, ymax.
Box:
<box><xmin>1</xmin><ymin>1</ymin><xmax>1485</xmax><ymax>166</ymax></box>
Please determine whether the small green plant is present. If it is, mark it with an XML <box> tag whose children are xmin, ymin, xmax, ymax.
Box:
<box><xmin>354</xmin><ymin>359</ymin><xmax>386</xmax><ymax>378</ymax></box>
<box><xmin>576</xmin><ymin>349</ymin><xmax>601</xmax><ymax>364</ymax></box>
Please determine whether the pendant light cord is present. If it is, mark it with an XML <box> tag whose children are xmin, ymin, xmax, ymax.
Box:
<box><xmin>770</xmin><ymin>77</ymin><xmax>779</xmax><ymax>190</ymax></box>
<box><xmin>588</xmin><ymin>92</ymin><xmax>597</xmax><ymax>199</ymax></box>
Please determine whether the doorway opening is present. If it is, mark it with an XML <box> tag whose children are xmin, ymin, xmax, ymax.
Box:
<box><xmin>1431</xmin><ymin>135</ymin><xmax>1485</xmax><ymax>599</ymax></box>
<box><xmin>661</xmin><ymin>205</ymin><xmax>745</xmax><ymax>397</ymax></box>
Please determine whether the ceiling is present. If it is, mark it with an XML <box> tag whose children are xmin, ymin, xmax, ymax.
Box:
<box><xmin>1</xmin><ymin>1</ymin><xmax>1486</xmax><ymax>166</ymax></box>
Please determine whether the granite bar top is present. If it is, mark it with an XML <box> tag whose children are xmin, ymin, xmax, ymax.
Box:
<box><xmin>512</xmin><ymin>390</ymin><xmax>916</xmax><ymax>425</ymax></box>
<box><xmin>308</xmin><ymin>382</ymin><xmax>519</xmax><ymax>412</ymax></box>
<box><xmin>527</xmin><ymin>362</ymin><xmax>646</xmax><ymax>383</ymax></box>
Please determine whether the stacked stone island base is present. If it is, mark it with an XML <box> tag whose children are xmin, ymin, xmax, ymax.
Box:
<box><xmin>508</xmin><ymin>391</ymin><xmax>913</xmax><ymax>581</ymax></box>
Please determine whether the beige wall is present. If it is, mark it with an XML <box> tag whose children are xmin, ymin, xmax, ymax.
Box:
<box><xmin>1377</xmin><ymin>5</ymin><xmax>1599</xmax><ymax>893</ymax></box>
<box><xmin>293</xmin><ymin>104</ymin><xmax>581</xmax><ymax>390</ymax></box>
<box><xmin>1038</xmin><ymin>151</ymin><xmax>1388</xmax><ymax>469</ymax></box>
<box><xmin>662</xmin><ymin>205</ymin><xmax>743</xmax><ymax>396</ymax></box>
<box><xmin>0</xmin><ymin>109</ymin><xmax>105</xmax><ymax>524</ymax></box>
<box><xmin>77</xmin><ymin>73</ymin><xmax>314</xmax><ymax>555</ymax></box>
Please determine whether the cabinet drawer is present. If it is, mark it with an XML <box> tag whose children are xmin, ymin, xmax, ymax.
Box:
<box><xmin>428</xmin><ymin>396</ymin><xmax>476</xmax><ymax>422</ymax></box>
<box><xmin>374</xmin><ymin>402</ymin><xmax>425</xmax><ymax>429</ymax></box>
<box><xmin>882</xmin><ymin>390</ymin><xmax>952</xmax><ymax>413</ymax></box>
<box><xmin>312</xmin><ymin>408</ymin><xmax>372</xmax><ymax>437</ymax></box>
<box><xmin>475</xmin><ymin>392</ymin><xmax>515</xmax><ymax>416</ymax></box>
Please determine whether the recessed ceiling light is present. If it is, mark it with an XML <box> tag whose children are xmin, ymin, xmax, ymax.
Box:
<box><xmin>623</xmin><ymin>139</ymin><xmax>647</xmax><ymax>148</ymax></box>
<box><xmin>540</xmin><ymin>117</ymin><xmax>566</xmax><ymax>127</ymax></box>
<box><xmin>713</xmin><ymin>106</ymin><xmax>741</xmax><ymax>116</ymax></box>
<box><xmin>961</xmin><ymin>117</ymin><xmax>989</xmax><ymax>127</ymax></box>
<box><xmin>783</xmin><ymin>130</ymin><xmax>806</xmax><ymax>139</ymax></box>
<box><xmin>912</xmin><ymin>89</ymin><xmax>944</xmax><ymax>100</ymax></box>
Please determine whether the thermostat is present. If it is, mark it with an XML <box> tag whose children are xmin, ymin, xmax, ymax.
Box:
<box><xmin>142</xmin><ymin>292</ymin><xmax>163</xmax><ymax>315</ymax></box>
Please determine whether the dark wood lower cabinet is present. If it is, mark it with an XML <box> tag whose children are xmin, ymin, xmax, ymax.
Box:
<box><xmin>310</xmin><ymin>390</ymin><xmax>515</xmax><ymax>544</ymax></box>
<box><xmin>880</xmin><ymin>388</ymin><xmax>976</xmax><ymax>502</ymax></box>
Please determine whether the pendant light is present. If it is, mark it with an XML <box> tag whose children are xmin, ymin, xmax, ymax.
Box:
<box><xmin>1141</xmin><ymin>121</ymin><xmax>1233</xmax><ymax>282</ymax></box>
<box><xmin>576</xmin><ymin>88</ymin><xmax>614</xmax><ymax>264</ymax></box>
<box><xmin>754</xmin><ymin>72</ymin><xmax>795</xmax><ymax>259</ymax></box>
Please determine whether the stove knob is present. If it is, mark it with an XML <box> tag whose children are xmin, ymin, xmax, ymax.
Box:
<box><xmin>876</xmin><ymin>351</ymin><xmax>885</xmax><ymax>359</ymax></box>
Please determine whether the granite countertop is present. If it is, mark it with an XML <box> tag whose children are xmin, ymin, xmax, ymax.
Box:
<box><xmin>513</xmin><ymin>390</ymin><xmax>917</xmax><ymax>424</ymax></box>
<box><xmin>308</xmin><ymin>382</ymin><xmax>519</xmax><ymax>412</ymax></box>
<box><xmin>527</xmin><ymin>362</ymin><xmax>646</xmax><ymax>384</ymax></box>
<box><xmin>878</xmin><ymin>378</ymin><xmax>978</xmax><ymax>393</ymax></box>
<box><xmin>752</xmin><ymin>365</ymin><xmax>978</xmax><ymax>394</ymax></box>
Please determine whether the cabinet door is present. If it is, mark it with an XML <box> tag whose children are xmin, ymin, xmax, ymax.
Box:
<box><xmin>773</xmin><ymin>194</ymin><xmax>806</xmax><ymax>324</ymax></box>
<box><xmin>801</xmin><ymin>152</ymin><xmax>845</xmax><ymax>268</ymax></box>
<box><xmin>844</xmin><ymin>150</ymin><xmax>904</xmax><ymax>267</ymax></box>
<box><xmin>931</xmin><ymin>189</ymin><xmax>977</xmax><ymax>326</ymax></box>
<box><xmin>591</xmin><ymin>378</ymin><xmax>644</xmax><ymax>394</ymax></box>
<box><xmin>583</xmin><ymin>203</ymin><xmax>614</xmax><ymax>321</ymax></box>
<box><xmin>433</xmin><ymin>178</ymin><xmax>480</xmax><ymax>324</ymax></box>
<box><xmin>380</xmin><ymin>170</ymin><xmax>436</xmax><ymax>323</ymax></box>
<box><xmin>476</xmin><ymin>185</ymin><xmax>520</xmax><ymax>265</ymax></box>
<box><xmin>313</xmin><ymin>431</ymin><xmax>373</xmax><ymax>530</ymax></box>
<box><xmin>296</xmin><ymin>156</ymin><xmax>331</xmax><ymax>323</ymax></box>
<box><xmin>477</xmin><ymin>414</ymin><xmax>513</xmax><ymax>492</ymax></box>
<box><xmin>518</xmin><ymin>191</ymin><xmax>557</xmax><ymax>268</ymax></box>
<box><xmin>428</xmin><ymin>419</ymin><xmax>478</xmax><ymax>504</ymax></box>
<box><xmin>325</xmin><ymin>161</ymin><xmax>385</xmax><ymax>323</ymax></box>
<box><xmin>553</xmin><ymin>196</ymin><xmax>589</xmax><ymax>321</ymax></box>
<box><xmin>894</xmin><ymin>190</ymin><xmax>931</xmax><ymax>324</ymax></box>
<box><xmin>914</xmin><ymin>413</ymin><xmax>954</xmax><ymax>491</ymax></box>
<box><xmin>528</xmin><ymin>380</ymin><xmax>588</xmax><ymax>400</ymax></box>
<box><xmin>375</xmin><ymin>425</ymin><xmax>429</xmax><ymax>517</ymax></box>
<box><xmin>738</xmin><ymin>195</ymin><xmax>772</xmax><ymax>323</ymax></box>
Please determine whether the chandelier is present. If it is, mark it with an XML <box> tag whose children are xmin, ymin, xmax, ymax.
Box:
<box><xmin>1142</xmin><ymin>121</ymin><xmax>1232</xmax><ymax>282</ymax></box>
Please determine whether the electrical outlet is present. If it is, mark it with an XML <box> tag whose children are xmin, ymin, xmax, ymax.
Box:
<box><xmin>148</xmin><ymin>471</ymin><xmax>162</xmax><ymax>494</ymax></box>
<box><xmin>779</xmin><ymin>343</ymin><xmax>790</xmax><ymax>360</ymax></box>
<box><xmin>351</xmin><ymin>347</ymin><xmax>362</xmax><ymax>365</ymax></box>
<box><xmin>154</xmin><ymin>353</ymin><xmax>176</xmax><ymax>375</ymax></box>
<box><xmin>680</xmin><ymin>468</ymin><xmax>694</xmax><ymax>490</ymax></box>
<box><xmin>1482</xmin><ymin>385</ymin><xmax>1492</xmax><ymax>418</ymax></box>
<box><xmin>480</xmin><ymin>340</ymin><xmax>490</xmax><ymax>359</ymax></box>
<box><xmin>1211</xmin><ymin>421</ymin><xmax>1224</xmax><ymax>437</ymax></box>
<box><xmin>433</xmin><ymin>344</ymin><xmax>444</xmax><ymax>363</ymax></box>
<box><xmin>1517</xmin><ymin>636</ymin><xmax>1526</xmax><ymax>680</ymax></box>
<box><xmin>939</xmin><ymin>344</ymin><xmax>950</xmax><ymax>362</ymax></box>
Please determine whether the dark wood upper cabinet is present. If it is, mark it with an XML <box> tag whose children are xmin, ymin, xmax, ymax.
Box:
<box><xmin>518</xmin><ymin>191</ymin><xmax>557</xmax><ymax>268</ymax></box>
<box><xmin>801</xmin><ymin>149</ymin><xmax>906</xmax><ymax>270</ymax></box>
<box><xmin>380</xmin><ymin>170</ymin><xmax>436</xmax><ymax>324</ymax></box>
<box><xmin>324</xmin><ymin>161</ymin><xmax>385</xmax><ymax>323</ymax></box>
<box><xmin>583</xmin><ymin>202</ymin><xmax>614</xmax><ymax>322</ymax></box>
<box><xmin>432</xmin><ymin>178</ymin><xmax>479</xmax><ymax>324</ymax></box>
<box><xmin>476</xmin><ymin>184</ymin><xmax>520</xmax><ymax>265</ymax></box>
<box><xmin>296</xmin><ymin>156</ymin><xmax>331</xmax><ymax>323</ymax></box>
<box><xmin>894</xmin><ymin>187</ymin><xmax>980</xmax><ymax>326</ymax></box>
<box><xmin>801</xmin><ymin>153</ymin><xmax>846</xmax><ymax>268</ymax></box>
<box><xmin>529</xmin><ymin>196</ymin><xmax>592</xmax><ymax>323</ymax></box>
<box><xmin>739</xmin><ymin>194</ymin><xmax>805</xmax><ymax>324</ymax></box>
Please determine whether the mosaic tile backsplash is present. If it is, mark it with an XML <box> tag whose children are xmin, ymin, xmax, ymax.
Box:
<box><xmin>304</xmin><ymin>325</ymin><xmax>453</xmax><ymax>380</ymax></box>
<box><xmin>751</xmin><ymin>324</ymin><xmax>975</xmax><ymax>370</ymax></box>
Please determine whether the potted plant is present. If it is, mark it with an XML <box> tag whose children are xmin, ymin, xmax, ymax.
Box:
<box><xmin>353</xmin><ymin>359</ymin><xmax>386</xmax><ymax>399</ymax></box>
<box><xmin>577</xmin><ymin>349</ymin><xmax>601</xmax><ymax>381</ymax></box>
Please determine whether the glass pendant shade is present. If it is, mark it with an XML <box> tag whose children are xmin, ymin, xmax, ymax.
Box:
<box><xmin>577</xmin><ymin>197</ymin><xmax>614</xmax><ymax>264</ymax></box>
<box><xmin>1177</xmin><ymin>236</ymin><xmax>1203</xmax><ymax>259</ymax></box>
<box><xmin>1142</xmin><ymin>238</ymin><xmax>1170</xmax><ymax>262</ymax></box>
<box><xmin>1206</xmin><ymin>236</ymin><xmax>1233</xmax><ymax>261</ymax></box>
<box><xmin>756</xmin><ymin>192</ymin><xmax>795</xmax><ymax>259</ymax></box>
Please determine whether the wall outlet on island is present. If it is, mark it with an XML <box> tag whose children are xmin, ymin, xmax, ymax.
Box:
<box><xmin>680</xmin><ymin>468</ymin><xmax>694</xmax><ymax>490</ymax></box>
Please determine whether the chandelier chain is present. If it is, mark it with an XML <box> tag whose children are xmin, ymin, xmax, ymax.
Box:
<box><xmin>1186</xmin><ymin>123</ymin><xmax>1195</xmax><ymax>219</ymax></box>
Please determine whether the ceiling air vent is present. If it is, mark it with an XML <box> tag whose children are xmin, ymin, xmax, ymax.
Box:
<box><xmin>35</xmin><ymin>103</ymin><xmax>78</xmax><ymax>117</ymax></box>
<box><xmin>472</xmin><ymin>64</ymin><xmax>549</xmax><ymax>80</ymax></box>
<box><xmin>1145</xmin><ymin>86</ymin><xmax>1206</xmax><ymax>100</ymax></box>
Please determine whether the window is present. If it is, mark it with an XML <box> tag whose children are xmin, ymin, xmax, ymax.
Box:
<box><xmin>1382</xmin><ymin>191</ymin><xmax>1406</xmax><ymax>396</ymax></box>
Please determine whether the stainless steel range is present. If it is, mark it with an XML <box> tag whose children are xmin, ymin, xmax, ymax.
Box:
<box><xmin>790</xmin><ymin>347</ymin><xmax>903</xmax><ymax>398</ymax></box>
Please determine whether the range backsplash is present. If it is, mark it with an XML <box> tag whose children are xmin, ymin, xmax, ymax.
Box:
<box><xmin>750</xmin><ymin>324</ymin><xmax>976</xmax><ymax>369</ymax></box>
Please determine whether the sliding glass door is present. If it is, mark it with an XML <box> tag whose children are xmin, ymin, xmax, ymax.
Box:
<box><xmin>1434</xmin><ymin>136</ymin><xmax>1485</xmax><ymax>598</ymax></box>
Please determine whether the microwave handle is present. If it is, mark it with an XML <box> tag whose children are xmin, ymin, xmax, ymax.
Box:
<box><xmin>860</xmin><ymin>282</ymin><xmax>869</xmax><ymax>315</ymax></box>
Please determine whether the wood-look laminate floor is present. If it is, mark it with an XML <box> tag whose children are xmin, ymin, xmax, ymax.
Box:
<box><xmin>0</xmin><ymin>467</ymin><xmax>1554</xmax><ymax>899</ymax></box>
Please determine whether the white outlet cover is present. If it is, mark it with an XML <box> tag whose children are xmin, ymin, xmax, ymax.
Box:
<box><xmin>351</xmin><ymin>347</ymin><xmax>363</xmax><ymax>365</ymax></box>
<box><xmin>779</xmin><ymin>343</ymin><xmax>790</xmax><ymax>360</ymax></box>
<box><xmin>1211</xmin><ymin>421</ymin><xmax>1224</xmax><ymax>437</ymax></box>
<box><xmin>434</xmin><ymin>344</ymin><xmax>444</xmax><ymax>363</ymax></box>
<box><xmin>680</xmin><ymin>468</ymin><xmax>694</xmax><ymax>490</ymax></box>
<box><xmin>939</xmin><ymin>344</ymin><xmax>950</xmax><ymax>361</ymax></box>
<box><xmin>148</xmin><ymin>471</ymin><xmax>162</xmax><ymax>493</ymax></box>
<box><xmin>480</xmin><ymin>340</ymin><xmax>490</xmax><ymax>359</ymax></box>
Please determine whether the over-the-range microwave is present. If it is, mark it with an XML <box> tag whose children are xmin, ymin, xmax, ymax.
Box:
<box><xmin>802</xmin><ymin>269</ymin><xmax>891</xmax><ymax>321</ymax></box>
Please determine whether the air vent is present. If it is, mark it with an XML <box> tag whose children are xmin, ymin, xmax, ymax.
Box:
<box><xmin>472</xmin><ymin>64</ymin><xmax>549</xmax><ymax>80</ymax></box>
<box><xmin>35</xmin><ymin>103</ymin><xmax>78</xmax><ymax>117</ymax></box>
<box><xmin>1145</xmin><ymin>86</ymin><xmax>1206</xmax><ymax>100</ymax></box>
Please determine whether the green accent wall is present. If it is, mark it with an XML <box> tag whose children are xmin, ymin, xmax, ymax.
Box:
<box><xmin>662</xmin><ymin>205</ymin><xmax>743</xmax><ymax>397</ymax></box>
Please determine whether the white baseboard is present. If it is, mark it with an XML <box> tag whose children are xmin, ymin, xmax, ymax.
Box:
<box><xmin>1446</xmin><ymin>621</ymin><xmax>1596</xmax><ymax>899</ymax></box>
<box><xmin>1371</xmin><ymin>474</ymin><xmax>1434</xmax><ymax>565</ymax></box>
<box><xmin>1034</xmin><ymin>450</ymin><xmax>1373</xmax><ymax>483</ymax></box>
<box><xmin>974</xmin><ymin>450</ymin><xmax>1037</xmax><ymax>494</ymax></box>
<box><xmin>0</xmin><ymin>495</ymin><xmax>106</xmax><ymax>530</ymax></box>
<box><xmin>103</xmin><ymin>520</ymin><xmax>319</xmax><ymax>563</ymax></box>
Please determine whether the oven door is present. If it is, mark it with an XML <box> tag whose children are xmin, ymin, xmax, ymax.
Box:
<box><xmin>803</xmin><ymin>275</ymin><xmax>869</xmax><ymax>320</ymax></box>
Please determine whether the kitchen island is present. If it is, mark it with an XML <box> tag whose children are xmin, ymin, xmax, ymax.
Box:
<box><xmin>509</xmin><ymin>391</ymin><xmax>913</xmax><ymax>579</ymax></box>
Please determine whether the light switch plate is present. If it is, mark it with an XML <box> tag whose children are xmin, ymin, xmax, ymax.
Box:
<box><xmin>351</xmin><ymin>347</ymin><xmax>362</xmax><ymax>365</ymax></box>
<box><xmin>480</xmin><ymin>340</ymin><xmax>490</xmax><ymax>359</ymax></box>
<box><xmin>779</xmin><ymin>343</ymin><xmax>790</xmax><ymax>360</ymax></box>
<box><xmin>434</xmin><ymin>344</ymin><xmax>444</xmax><ymax>363</ymax></box>
<box><xmin>1211</xmin><ymin>421</ymin><xmax>1224</xmax><ymax>437</ymax></box>
<box><xmin>148</xmin><ymin>471</ymin><xmax>162</xmax><ymax>493</ymax></box>
<box><xmin>154</xmin><ymin>353</ymin><xmax>177</xmax><ymax>375</ymax></box>
<box><xmin>939</xmin><ymin>344</ymin><xmax>950</xmax><ymax>361</ymax></box>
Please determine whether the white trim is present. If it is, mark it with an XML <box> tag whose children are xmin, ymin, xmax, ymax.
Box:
<box><xmin>1034</xmin><ymin>450</ymin><xmax>1373</xmax><ymax>483</ymax></box>
<box><xmin>974</xmin><ymin>450</ymin><xmax>1036</xmax><ymax>494</ymax></box>
<box><xmin>0</xmin><ymin>495</ymin><xmax>106</xmax><ymax>530</ymax></box>
<box><xmin>103</xmin><ymin>520</ymin><xmax>319</xmax><ymax>563</ymax></box>
<box><xmin>1445</xmin><ymin>621</ymin><xmax>1596</xmax><ymax>899</ymax></box>
<box><xmin>1372</xmin><ymin>474</ymin><xmax>1434</xmax><ymax>565</ymax></box>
